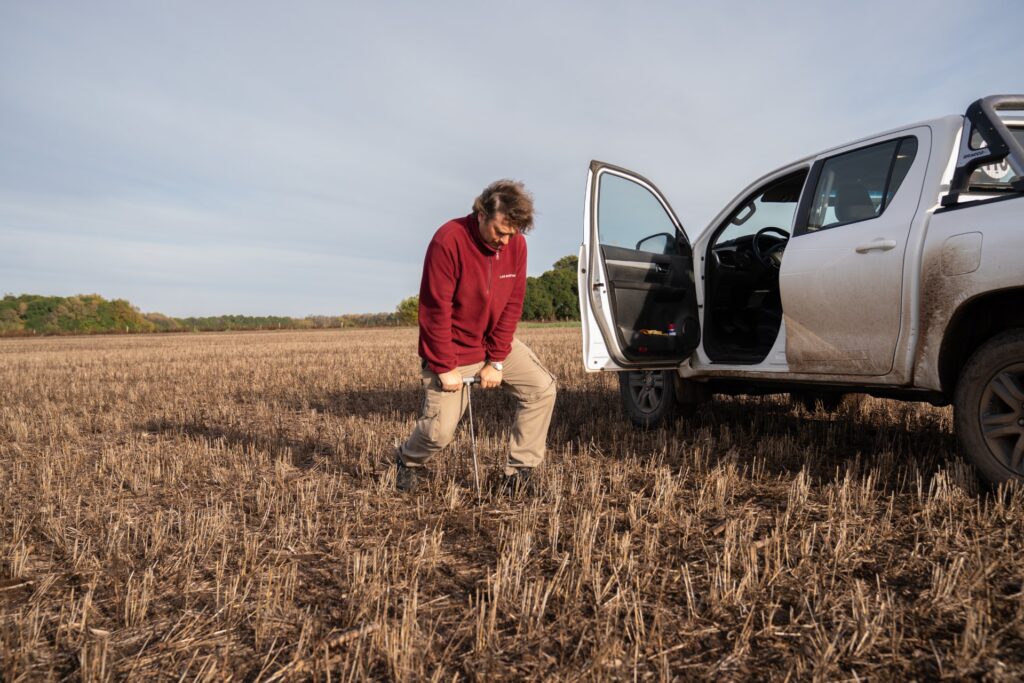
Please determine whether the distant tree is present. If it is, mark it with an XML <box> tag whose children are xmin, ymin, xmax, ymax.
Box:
<box><xmin>521</xmin><ymin>256</ymin><xmax>579</xmax><ymax>321</ymax></box>
<box><xmin>552</xmin><ymin>255</ymin><xmax>578</xmax><ymax>272</ymax></box>
<box><xmin>0</xmin><ymin>293</ymin><xmax>155</xmax><ymax>334</ymax></box>
<box><xmin>396</xmin><ymin>296</ymin><xmax>419</xmax><ymax>326</ymax></box>
<box><xmin>522</xmin><ymin>277</ymin><xmax>555</xmax><ymax>320</ymax></box>
<box><xmin>144</xmin><ymin>312</ymin><xmax>182</xmax><ymax>332</ymax></box>
<box><xmin>23</xmin><ymin>296</ymin><xmax>64</xmax><ymax>333</ymax></box>
<box><xmin>540</xmin><ymin>268</ymin><xmax>578</xmax><ymax>319</ymax></box>
<box><xmin>0</xmin><ymin>304</ymin><xmax>23</xmax><ymax>333</ymax></box>
<box><xmin>305</xmin><ymin>315</ymin><xmax>337</xmax><ymax>329</ymax></box>
<box><xmin>338</xmin><ymin>312</ymin><xmax>401</xmax><ymax>327</ymax></box>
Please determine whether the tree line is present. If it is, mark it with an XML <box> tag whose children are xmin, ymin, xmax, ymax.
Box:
<box><xmin>1</xmin><ymin>256</ymin><xmax>580</xmax><ymax>337</ymax></box>
<box><xmin>0</xmin><ymin>294</ymin><xmax>405</xmax><ymax>336</ymax></box>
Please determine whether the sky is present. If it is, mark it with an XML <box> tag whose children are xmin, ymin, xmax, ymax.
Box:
<box><xmin>1</xmin><ymin>1</ymin><xmax>1021</xmax><ymax>317</ymax></box>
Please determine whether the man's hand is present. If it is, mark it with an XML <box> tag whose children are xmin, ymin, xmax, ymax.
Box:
<box><xmin>479</xmin><ymin>363</ymin><xmax>502</xmax><ymax>389</ymax></box>
<box><xmin>438</xmin><ymin>369</ymin><xmax>462</xmax><ymax>392</ymax></box>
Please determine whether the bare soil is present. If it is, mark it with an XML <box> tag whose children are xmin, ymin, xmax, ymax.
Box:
<box><xmin>1</xmin><ymin>328</ymin><xmax>1022</xmax><ymax>680</ymax></box>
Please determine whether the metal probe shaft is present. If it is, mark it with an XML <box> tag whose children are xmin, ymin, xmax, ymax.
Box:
<box><xmin>463</xmin><ymin>376</ymin><xmax>481</xmax><ymax>503</ymax></box>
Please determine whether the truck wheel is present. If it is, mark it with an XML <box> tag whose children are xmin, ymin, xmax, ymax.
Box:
<box><xmin>954</xmin><ymin>329</ymin><xmax>1024</xmax><ymax>485</ymax></box>
<box><xmin>619</xmin><ymin>370</ymin><xmax>677</xmax><ymax>429</ymax></box>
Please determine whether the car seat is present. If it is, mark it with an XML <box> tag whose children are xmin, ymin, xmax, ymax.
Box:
<box><xmin>834</xmin><ymin>183</ymin><xmax>877</xmax><ymax>222</ymax></box>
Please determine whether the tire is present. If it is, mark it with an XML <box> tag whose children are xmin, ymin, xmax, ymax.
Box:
<box><xmin>954</xmin><ymin>329</ymin><xmax>1024</xmax><ymax>485</ymax></box>
<box><xmin>619</xmin><ymin>370</ymin><xmax>677</xmax><ymax>429</ymax></box>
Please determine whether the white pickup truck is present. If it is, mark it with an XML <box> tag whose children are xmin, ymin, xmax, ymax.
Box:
<box><xmin>578</xmin><ymin>95</ymin><xmax>1024</xmax><ymax>485</ymax></box>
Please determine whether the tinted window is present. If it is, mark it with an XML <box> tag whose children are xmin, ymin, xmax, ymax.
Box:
<box><xmin>886</xmin><ymin>138</ymin><xmax>918</xmax><ymax>206</ymax></box>
<box><xmin>804</xmin><ymin>136</ymin><xmax>918</xmax><ymax>233</ymax></box>
<box><xmin>598</xmin><ymin>172</ymin><xmax>681</xmax><ymax>254</ymax></box>
<box><xmin>968</xmin><ymin>126</ymin><xmax>1024</xmax><ymax>191</ymax></box>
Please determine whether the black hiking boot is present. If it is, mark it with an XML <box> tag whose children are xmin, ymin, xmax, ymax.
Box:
<box><xmin>501</xmin><ymin>468</ymin><xmax>536</xmax><ymax>497</ymax></box>
<box><xmin>394</xmin><ymin>456</ymin><xmax>430</xmax><ymax>493</ymax></box>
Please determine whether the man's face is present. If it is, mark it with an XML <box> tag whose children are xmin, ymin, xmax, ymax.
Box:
<box><xmin>478</xmin><ymin>212</ymin><xmax>518</xmax><ymax>250</ymax></box>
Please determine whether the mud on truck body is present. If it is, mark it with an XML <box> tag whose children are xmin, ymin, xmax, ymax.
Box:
<box><xmin>578</xmin><ymin>95</ymin><xmax>1024</xmax><ymax>485</ymax></box>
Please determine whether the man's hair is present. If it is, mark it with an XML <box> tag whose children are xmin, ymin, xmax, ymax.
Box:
<box><xmin>472</xmin><ymin>180</ymin><xmax>535</xmax><ymax>233</ymax></box>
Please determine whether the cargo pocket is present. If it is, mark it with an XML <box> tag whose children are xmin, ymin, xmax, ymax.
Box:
<box><xmin>417</xmin><ymin>372</ymin><xmax>444</xmax><ymax>444</ymax></box>
<box><xmin>523</xmin><ymin>343</ymin><xmax>557</xmax><ymax>385</ymax></box>
<box><xmin>507</xmin><ymin>340</ymin><xmax>557</xmax><ymax>402</ymax></box>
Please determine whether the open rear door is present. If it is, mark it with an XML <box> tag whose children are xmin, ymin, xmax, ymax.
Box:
<box><xmin>579</xmin><ymin>161</ymin><xmax>700</xmax><ymax>372</ymax></box>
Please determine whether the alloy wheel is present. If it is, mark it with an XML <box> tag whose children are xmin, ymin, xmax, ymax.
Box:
<box><xmin>628</xmin><ymin>371</ymin><xmax>665</xmax><ymax>415</ymax></box>
<box><xmin>978</xmin><ymin>362</ymin><xmax>1024</xmax><ymax>474</ymax></box>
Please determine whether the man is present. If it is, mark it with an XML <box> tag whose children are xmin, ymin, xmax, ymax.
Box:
<box><xmin>395</xmin><ymin>179</ymin><xmax>557</xmax><ymax>494</ymax></box>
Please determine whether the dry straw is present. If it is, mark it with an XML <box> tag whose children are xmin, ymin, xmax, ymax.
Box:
<box><xmin>0</xmin><ymin>328</ymin><xmax>1021</xmax><ymax>680</ymax></box>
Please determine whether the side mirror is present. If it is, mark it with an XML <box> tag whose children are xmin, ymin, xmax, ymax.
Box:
<box><xmin>635</xmin><ymin>232</ymin><xmax>676</xmax><ymax>254</ymax></box>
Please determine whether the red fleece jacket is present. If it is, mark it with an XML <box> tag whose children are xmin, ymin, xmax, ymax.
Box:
<box><xmin>418</xmin><ymin>214</ymin><xmax>527</xmax><ymax>374</ymax></box>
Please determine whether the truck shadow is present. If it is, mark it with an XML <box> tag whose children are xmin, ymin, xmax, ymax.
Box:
<box><xmin>270</xmin><ymin>385</ymin><xmax>959</xmax><ymax>487</ymax></box>
<box><xmin>676</xmin><ymin>397</ymin><xmax>960</xmax><ymax>486</ymax></box>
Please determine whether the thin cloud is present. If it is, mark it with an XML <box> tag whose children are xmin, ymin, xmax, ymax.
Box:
<box><xmin>1</xmin><ymin>1</ymin><xmax>1021</xmax><ymax>316</ymax></box>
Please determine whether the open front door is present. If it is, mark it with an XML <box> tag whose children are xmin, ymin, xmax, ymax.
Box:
<box><xmin>579</xmin><ymin>161</ymin><xmax>700</xmax><ymax>372</ymax></box>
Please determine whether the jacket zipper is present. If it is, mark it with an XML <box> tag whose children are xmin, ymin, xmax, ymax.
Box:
<box><xmin>486</xmin><ymin>247</ymin><xmax>500</xmax><ymax>296</ymax></box>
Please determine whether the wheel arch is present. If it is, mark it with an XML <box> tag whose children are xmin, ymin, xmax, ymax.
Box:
<box><xmin>938</xmin><ymin>286</ymin><xmax>1024</xmax><ymax>398</ymax></box>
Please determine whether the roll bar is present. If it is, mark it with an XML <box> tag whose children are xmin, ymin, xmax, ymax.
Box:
<box><xmin>941</xmin><ymin>95</ymin><xmax>1024</xmax><ymax>207</ymax></box>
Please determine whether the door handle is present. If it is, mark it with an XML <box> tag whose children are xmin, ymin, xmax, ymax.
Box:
<box><xmin>855</xmin><ymin>239</ymin><xmax>897</xmax><ymax>254</ymax></box>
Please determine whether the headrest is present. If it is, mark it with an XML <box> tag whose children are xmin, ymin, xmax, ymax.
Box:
<box><xmin>834</xmin><ymin>183</ymin><xmax>876</xmax><ymax>222</ymax></box>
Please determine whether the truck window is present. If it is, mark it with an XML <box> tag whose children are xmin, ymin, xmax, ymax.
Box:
<box><xmin>597</xmin><ymin>172</ymin><xmax>682</xmax><ymax>255</ymax></box>
<box><xmin>968</xmin><ymin>125</ymin><xmax>1024</xmax><ymax>191</ymax></box>
<box><xmin>714</xmin><ymin>170</ymin><xmax>808</xmax><ymax>245</ymax></box>
<box><xmin>802</xmin><ymin>136</ymin><xmax>918</xmax><ymax>233</ymax></box>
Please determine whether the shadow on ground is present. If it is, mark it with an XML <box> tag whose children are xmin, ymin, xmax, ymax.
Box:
<box><xmin>140</xmin><ymin>418</ymin><xmax>332</xmax><ymax>470</ymax></box>
<box><xmin>244</xmin><ymin>382</ymin><xmax>960</xmax><ymax>489</ymax></box>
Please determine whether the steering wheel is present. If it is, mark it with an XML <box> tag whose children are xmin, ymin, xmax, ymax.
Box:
<box><xmin>752</xmin><ymin>227</ymin><xmax>790</xmax><ymax>270</ymax></box>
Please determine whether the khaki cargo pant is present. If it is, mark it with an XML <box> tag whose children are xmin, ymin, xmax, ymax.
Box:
<box><xmin>399</xmin><ymin>339</ymin><xmax>557</xmax><ymax>476</ymax></box>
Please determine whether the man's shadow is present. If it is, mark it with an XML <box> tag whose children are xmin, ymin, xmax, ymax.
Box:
<box><xmin>140</xmin><ymin>417</ymin><xmax>335</xmax><ymax>470</ymax></box>
<box><xmin>290</xmin><ymin>387</ymin><xmax>421</xmax><ymax>418</ymax></box>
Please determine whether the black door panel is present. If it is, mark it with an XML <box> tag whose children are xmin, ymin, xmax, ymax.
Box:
<box><xmin>600</xmin><ymin>244</ymin><xmax>699</xmax><ymax>360</ymax></box>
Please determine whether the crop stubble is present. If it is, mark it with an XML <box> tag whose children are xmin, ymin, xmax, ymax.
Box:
<box><xmin>0</xmin><ymin>328</ymin><xmax>1022</xmax><ymax>680</ymax></box>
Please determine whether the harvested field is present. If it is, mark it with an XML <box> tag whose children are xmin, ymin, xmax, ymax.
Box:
<box><xmin>1</xmin><ymin>327</ymin><xmax>1022</xmax><ymax>680</ymax></box>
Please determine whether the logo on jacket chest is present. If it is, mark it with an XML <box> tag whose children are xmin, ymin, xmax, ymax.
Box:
<box><xmin>498</xmin><ymin>273</ymin><xmax>516</xmax><ymax>280</ymax></box>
